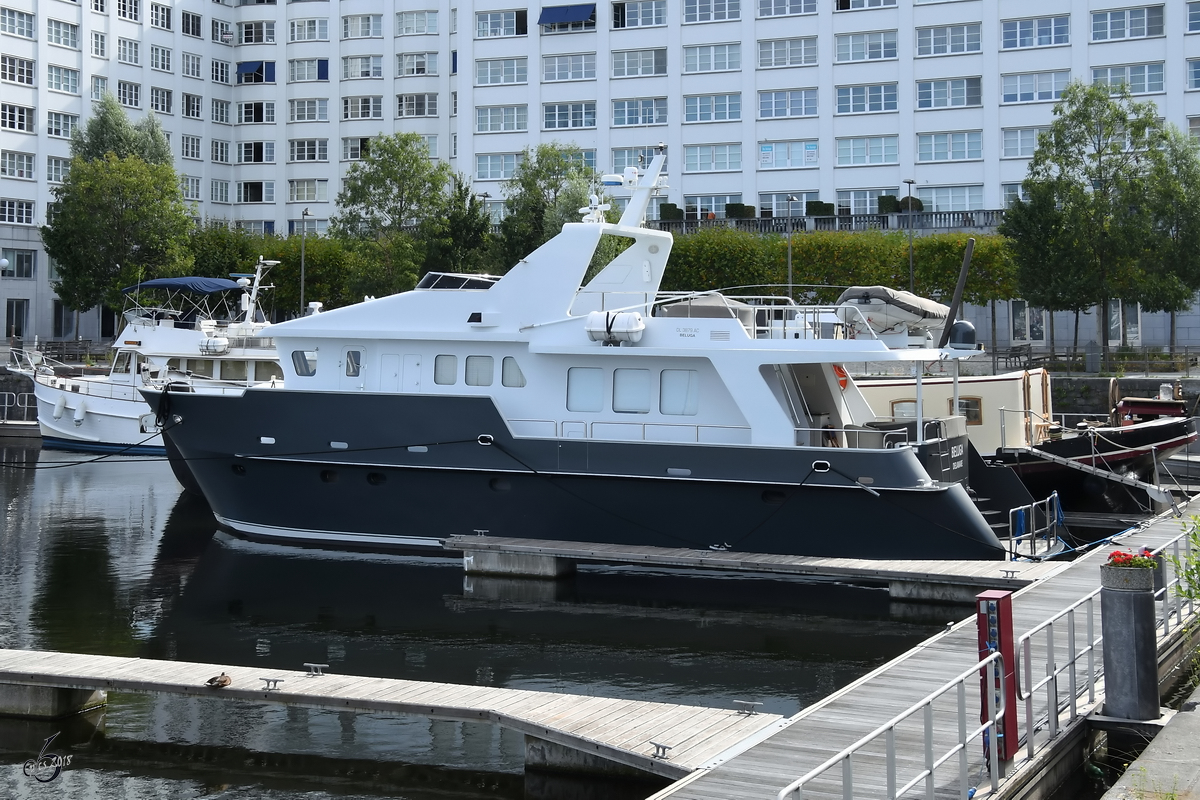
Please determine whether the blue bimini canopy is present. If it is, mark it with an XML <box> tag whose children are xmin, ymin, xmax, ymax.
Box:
<box><xmin>122</xmin><ymin>277</ymin><xmax>242</xmax><ymax>295</ymax></box>
<box><xmin>537</xmin><ymin>4</ymin><xmax>595</xmax><ymax>24</ymax></box>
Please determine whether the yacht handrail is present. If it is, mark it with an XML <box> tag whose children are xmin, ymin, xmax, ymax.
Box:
<box><xmin>8</xmin><ymin>348</ymin><xmax>71</xmax><ymax>375</ymax></box>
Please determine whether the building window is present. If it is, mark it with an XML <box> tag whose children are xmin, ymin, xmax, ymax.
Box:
<box><xmin>47</xmin><ymin>111</ymin><xmax>79</xmax><ymax>137</ymax></box>
<box><xmin>759</xmin><ymin>89</ymin><xmax>817</xmax><ymax>118</ymax></box>
<box><xmin>835</xmin><ymin>84</ymin><xmax>896</xmax><ymax>114</ymax></box>
<box><xmin>1001</xmin><ymin>127</ymin><xmax>1047</xmax><ymax>158</ymax></box>
<box><xmin>684</xmin><ymin>0</ymin><xmax>739</xmax><ymax>23</ymax></box>
<box><xmin>1010</xmin><ymin>300</ymin><xmax>1046</xmax><ymax>344</ymax></box>
<box><xmin>0</xmin><ymin>248</ymin><xmax>34</xmax><ymax>275</ymax></box>
<box><xmin>211</xmin><ymin>179</ymin><xmax>229</xmax><ymax>203</ymax></box>
<box><xmin>92</xmin><ymin>0</ymin><xmax>106</xmax><ymax>12</ymax></box>
<box><xmin>181</xmin><ymin>94</ymin><xmax>202</xmax><ymax>119</ymax></box>
<box><xmin>181</xmin><ymin>134</ymin><xmax>201</xmax><ymax>159</ymax></box>
<box><xmin>2</xmin><ymin>56</ymin><xmax>34</xmax><ymax>85</ymax></box>
<box><xmin>150</xmin><ymin>45</ymin><xmax>171</xmax><ymax>72</ymax></box>
<box><xmin>476</xmin><ymin>105</ymin><xmax>527</xmax><ymax>132</ymax></box>
<box><xmin>212</xmin><ymin>61</ymin><xmax>230</xmax><ymax>84</ymax></box>
<box><xmin>477</xmin><ymin>57</ymin><xmax>526</xmax><ymax>84</ymax></box>
<box><xmin>476</xmin><ymin>153</ymin><xmax>520</xmax><ymax>179</ymax></box>
<box><xmin>237</xmin><ymin>141</ymin><xmax>274</xmax><ymax>163</ymax></box>
<box><xmin>759</xmin><ymin>0</ymin><xmax>815</xmax><ymax>16</ymax></box>
<box><xmin>117</xmin><ymin>38</ymin><xmax>138</xmax><ymax>65</ymax></box>
<box><xmin>181</xmin><ymin>175</ymin><xmax>201</xmax><ymax>200</ymax></box>
<box><xmin>397</xmin><ymin>11</ymin><xmax>438</xmax><ymax>35</ymax></box>
<box><xmin>915</xmin><ymin>185</ymin><xmax>983</xmax><ymax>212</ymax></box>
<box><xmin>476</xmin><ymin>10</ymin><xmax>526</xmax><ymax>37</ymax></box>
<box><xmin>0</xmin><ymin>200</ymin><xmax>34</xmax><ymax>224</ymax></box>
<box><xmin>684</xmin><ymin>94</ymin><xmax>740</xmax><ymax>122</ymax></box>
<box><xmin>1</xmin><ymin>9</ymin><xmax>35</xmax><ymax>38</ymax></box>
<box><xmin>91</xmin><ymin>76</ymin><xmax>107</xmax><ymax>100</ymax></box>
<box><xmin>612</xmin><ymin>97</ymin><xmax>667</xmax><ymax>125</ymax></box>
<box><xmin>1190</xmin><ymin>2</ymin><xmax>1200</xmax><ymax>32</ymax></box>
<box><xmin>91</xmin><ymin>32</ymin><xmax>106</xmax><ymax>57</ymax></box>
<box><xmin>290</xmin><ymin>98</ymin><xmax>328</xmax><ymax>121</ymax></box>
<box><xmin>289</xmin><ymin>139</ymin><xmax>328</xmax><ymax>161</ymax></box>
<box><xmin>683</xmin><ymin>194</ymin><xmax>741</xmax><ymax>219</ymax></box>
<box><xmin>238</xmin><ymin>101</ymin><xmax>274</xmax><ymax>123</ymax></box>
<box><xmin>117</xmin><ymin>0</ymin><xmax>139</xmax><ymax>22</ymax></box>
<box><xmin>758</xmin><ymin>191</ymin><xmax>817</xmax><ymax>216</ymax></box>
<box><xmin>543</xmin><ymin>53</ymin><xmax>594</xmax><ymax>81</ymax></box>
<box><xmin>758</xmin><ymin>37</ymin><xmax>817</xmax><ymax>68</ymax></box>
<box><xmin>46</xmin><ymin>155</ymin><xmax>69</xmax><ymax>182</ymax></box>
<box><xmin>236</xmin><ymin>181</ymin><xmax>275</xmax><ymax>203</ymax></box>
<box><xmin>212</xmin><ymin>139</ymin><xmax>229</xmax><ymax>162</ymax></box>
<box><xmin>1002</xmin><ymin>71</ymin><xmax>1069</xmax><ymax>103</ymax></box>
<box><xmin>613</xmin><ymin>0</ymin><xmax>665</xmax><ymax>28</ymax></box>
<box><xmin>237</xmin><ymin>61</ymin><xmax>276</xmax><ymax>84</ymax></box>
<box><xmin>288</xmin><ymin>179</ymin><xmax>327</xmax><ymax>202</ymax></box>
<box><xmin>1001</xmin><ymin>183</ymin><xmax>1027</xmax><ymax>206</ymax></box>
<box><xmin>1</xmin><ymin>104</ymin><xmax>34</xmax><ymax>132</ymax></box>
<box><xmin>836</xmin><ymin>136</ymin><xmax>898</xmax><ymax>166</ymax></box>
<box><xmin>0</xmin><ymin>151</ymin><xmax>35</xmax><ymax>179</ymax></box>
<box><xmin>1002</xmin><ymin>17</ymin><xmax>1068</xmax><ymax>49</ymax></box>
<box><xmin>917</xmin><ymin>131</ymin><xmax>982</xmax><ymax>162</ymax></box>
<box><xmin>290</xmin><ymin>19</ymin><xmax>328</xmax><ymax>41</ymax></box>
<box><xmin>684</xmin><ymin>44</ymin><xmax>740</xmax><ymax>72</ymax></box>
<box><xmin>836</xmin><ymin>188</ymin><xmax>896</xmax><ymax>215</ymax></box>
<box><xmin>612</xmin><ymin>48</ymin><xmax>666</xmax><ymax>77</ymax></box>
<box><xmin>289</xmin><ymin>59</ymin><xmax>328</xmax><ymax>82</ymax></box>
<box><xmin>343</xmin><ymin>96</ymin><xmax>383</xmax><ymax>119</ymax></box>
<box><xmin>1093</xmin><ymin>63</ymin><xmax>1164</xmax><ymax>95</ymax></box>
<box><xmin>684</xmin><ymin>144</ymin><xmax>741</xmax><ymax>172</ymax></box>
<box><xmin>182</xmin><ymin>11</ymin><xmax>202</xmax><ymax>38</ymax></box>
<box><xmin>399</xmin><ymin>52</ymin><xmax>439</xmax><ymax>76</ymax></box>
<box><xmin>212</xmin><ymin>20</ymin><xmax>231</xmax><ymax>44</ymax></box>
<box><xmin>343</xmin><ymin>137</ymin><xmax>371</xmax><ymax>160</ymax></box>
<box><xmin>835</xmin><ymin>31</ymin><xmax>896</xmax><ymax>62</ymax></box>
<box><xmin>342</xmin><ymin>55</ymin><xmax>382</xmax><ymax>79</ymax></box>
<box><xmin>1092</xmin><ymin>6</ymin><xmax>1163</xmax><ymax>41</ymax></box>
<box><xmin>150</xmin><ymin>87</ymin><xmax>172</xmax><ymax>113</ymax></box>
<box><xmin>544</xmin><ymin>101</ymin><xmax>595</xmax><ymax>129</ymax></box>
<box><xmin>917</xmin><ymin>24</ymin><xmax>980</xmax><ymax>55</ymax></box>
<box><xmin>758</xmin><ymin>140</ymin><xmax>818</xmax><ymax>169</ymax></box>
<box><xmin>1190</xmin><ymin>60</ymin><xmax>1200</xmax><ymax>91</ymax></box>
<box><xmin>150</xmin><ymin>3</ymin><xmax>170</xmax><ymax>29</ymax></box>
<box><xmin>212</xmin><ymin>99</ymin><xmax>230</xmax><ymax>123</ymax></box>
<box><xmin>239</xmin><ymin>20</ymin><xmax>275</xmax><ymax>44</ymax></box>
<box><xmin>917</xmin><ymin>78</ymin><xmax>981</xmax><ymax>109</ymax></box>
<box><xmin>397</xmin><ymin>93</ymin><xmax>437</xmax><ymax>117</ymax></box>
<box><xmin>539</xmin><ymin>5</ymin><xmax>596</xmax><ymax>33</ymax></box>
<box><xmin>613</xmin><ymin>146</ymin><xmax>667</xmax><ymax>172</ymax></box>
<box><xmin>182</xmin><ymin>53</ymin><xmax>201</xmax><ymax>78</ymax></box>
<box><xmin>47</xmin><ymin>19</ymin><xmax>79</xmax><ymax>48</ymax></box>
<box><xmin>47</xmin><ymin>65</ymin><xmax>79</xmax><ymax>94</ymax></box>
<box><xmin>835</xmin><ymin>0</ymin><xmax>894</xmax><ymax>9</ymax></box>
<box><xmin>342</xmin><ymin>14</ymin><xmax>382</xmax><ymax>38</ymax></box>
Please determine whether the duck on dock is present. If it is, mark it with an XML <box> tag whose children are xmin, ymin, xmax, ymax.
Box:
<box><xmin>205</xmin><ymin>672</ymin><xmax>231</xmax><ymax>688</ymax></box>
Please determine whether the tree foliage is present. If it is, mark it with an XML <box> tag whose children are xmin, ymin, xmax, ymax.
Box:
<box><xmin>498</xmin><ymin>143</ymin><xmax>595</xmax><ymax>268</ymax></box>
<box><xmin>329</xmin><ymin>133</ymin><xmax>452</xmax><ymax>238</ymax></box>
<box><xmin>71</xmin><ymin>93</ymin><xmax>172</xmax><ymax>165</ymax></box>
<box><xmin>42</xmin><ymin>154</ymin><xmax>194</xmax><ymax>311</ymax></box>
<box><xmin>188</xmin><ymin>219</ymin><xmax>261</xmax><ymax>280</ymax></box>
<box><xmin>421</xmin><ymin>174</ymin><xmax>493</xmax><ymax>275</ymax></box>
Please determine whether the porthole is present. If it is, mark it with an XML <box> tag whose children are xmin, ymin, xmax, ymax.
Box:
<box><xmin>231</xmin><ymin>463</ymin><xmax>247</xmax><ymax>476</ymax></box>
<box><xmin>367</xmin><ymin>472</ymin><xmax>386</xmax><ymax>485</ymax></box>
<box><xmin>761</xmin><ymin>490</ymin><xmax>786</xmax><ymax>505</ymax></box>
<box><xmin>320</xmin><ymin>470</ymin><xmax>338</xmax><ymax>483</ymax></box>
<box><xmin>489</xmin><ymin>478</ymin><xmax>511</xmax><ymax>492</ymax></box>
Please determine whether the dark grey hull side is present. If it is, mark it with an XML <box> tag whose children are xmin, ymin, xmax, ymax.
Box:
<box><xmin>147</xmin><ymin>388</ymin><xmax>1007</xmax><ymax>561</ymax></box>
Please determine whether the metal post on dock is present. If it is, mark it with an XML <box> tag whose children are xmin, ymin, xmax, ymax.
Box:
<box><xmin>914</xmin><ymin>363</ymin><xmax>924</xmax><ymax>445</ymax></box>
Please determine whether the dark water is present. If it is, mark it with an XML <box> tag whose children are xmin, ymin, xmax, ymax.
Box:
<box><xmin>0</xmin><ymin>442</ymin><xmax>956</xmax><ymax>798</ymax></box>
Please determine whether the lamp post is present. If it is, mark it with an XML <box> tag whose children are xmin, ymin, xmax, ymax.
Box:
<box><xmin>785</xmin><ymin>195</ymin><xmax>798</xmax><ymax>300</ymax></box>
<box><xmin>299</xmin><ymin>207</ymin><xmax>311</xmax><ymax>316</ymax></box>
<box><xmin>0</xmin><ymin>258</ymin><xmax>9</xmax><ymax>343</ymax></box>
<box><xmin>903</xmin><ymin>179</ymin><xmax>915</xmax><ymax>293</ymax></box>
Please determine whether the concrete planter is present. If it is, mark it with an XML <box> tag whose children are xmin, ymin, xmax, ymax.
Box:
<box><xmin>1100</xmin><ymin>565</ymin><xmax>1156</xmax><ymax>591</ymax></box>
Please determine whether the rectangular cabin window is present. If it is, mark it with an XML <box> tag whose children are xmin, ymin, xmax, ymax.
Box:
<box><xmin>950</xmin><ymin>396</ymin><xmax>982</xmax><ymax>425</ymax></box>
<box><xmin>566</xmin><ymin>367</ymin><xmax>603</xmax><ymax>412</ymax></box>
<box><xmin>190</xmin><ymin>359</ymin><xmax>214</xmax><ymax>378</ymax></box>
<box><xmin>502</xmin><ymin>356</ymin><xmax>526</xmax><ymax>387</ymax></box>
<box><xmin>613</xmin><ymin>368</ymin><xmax>650</xmax><ymax>414</ymax></box>
<box><xmin>465</xmin><ymin>355</ymin><xmax>494</xmax><ymax>386</ymax></box>
<box><xmin>292</xmin><ymin>350</ymin><xmax>317</xmax><ymax>376</ymax></box>
<box><xmin>659</xmin><ymin>369</ymin><xmax>699</xmax><ymax>415</ymax></box>
<box><xmin>434</xmin><ymin>354</ymin><xmax>457</xmax><ymax>384</ymax></box>
<box><xmin>345</xmin><ymin>349</ymin><xmax>363</xmax><ymax>377</ymax></box>
<box><xmin>891</xmin><ymin>400</ymin><xmax>916</xmax><ymax>418</ymax></box>
<box><xmin>111</xmin><ymin>351</ymin><xmax>133</xmax><ymax>375</ymax></box>
<box><xmin>255</xmin><ymin>361</ymin><xmax>282</xmax><ymax>381</ymax></box>
<box><xmin>221</xmin><ymin>361</ymin><xmax>248</xmax><ymax>381</ymax></box>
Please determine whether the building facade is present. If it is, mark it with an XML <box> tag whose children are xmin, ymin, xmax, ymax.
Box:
<box><xmin>2</xmin><ymin>0</ymin><xmax>1200</xmax><ymax>345</ymax></box>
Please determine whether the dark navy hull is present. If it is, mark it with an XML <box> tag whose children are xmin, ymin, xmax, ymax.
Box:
<box><xmin>147</xmin><ymin>388</ymin><xmax>1007</xmax><ymax>560</ymax></box>
<box><xmin>41</xmin><ymin>436</ymin><xmax>167</xmax><ymax>457</ymax></box>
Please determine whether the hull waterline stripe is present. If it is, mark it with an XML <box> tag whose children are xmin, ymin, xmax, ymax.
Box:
<box><xmin>212</xmin><ymin>513</ymin><xmax>443</xmax><ymax>549</ymax></box>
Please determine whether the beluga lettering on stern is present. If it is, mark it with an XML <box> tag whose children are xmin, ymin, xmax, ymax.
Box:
<box><xmin>676</xmin><ymin>327</ymin><xmax>698</xmax><ymax>339</ymax></box>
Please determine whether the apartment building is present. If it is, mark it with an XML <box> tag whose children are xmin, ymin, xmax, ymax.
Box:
<box><xmin>2</xmin><ymin>0</ymin><xmax>1200</xmax><ymax>344</ymax></box>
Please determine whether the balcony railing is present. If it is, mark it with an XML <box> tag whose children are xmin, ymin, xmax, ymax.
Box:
<box><xmin>650</xmin><ymin>209</ymin><xmax>1006</xmax><ymax>236</ymax></box>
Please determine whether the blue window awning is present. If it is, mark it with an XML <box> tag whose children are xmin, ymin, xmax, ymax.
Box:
<box><xmin>237</xmin><ymin>61</ymin><xmax>263</xmax><ymax>74</ymax></box>
<box><xmin>537</xmin><ymin>4</ymin><xmax>595</xmax><ymax>24</ymax></box>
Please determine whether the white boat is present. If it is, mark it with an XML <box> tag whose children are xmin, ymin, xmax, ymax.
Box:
<box><xmin>11</xmin><ymin>260</ymin><xmax>283</xmax><ymax>456</ymax></box>
<box><xmin>144</xmin><ymin>150</ymin><xmax>1028</xmax><ymax>560</ymax></box>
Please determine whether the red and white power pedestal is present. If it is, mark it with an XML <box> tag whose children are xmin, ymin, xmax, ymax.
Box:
<box><xmin>976</xmin><ymin>589</ymin><xmax>1018</xmax><ymax>762</ymax></box>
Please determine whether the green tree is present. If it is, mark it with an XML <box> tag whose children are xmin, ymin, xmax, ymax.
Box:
<box><xmin>187</xmin><ymin>218</ymin><xmax>261</xmax><ymax>280</ymax></box>
<box><xmin>662</xmin><ymin>227</ymin><xmax>775</xmax><ymax>292</ymax></box>
<box><xmin>41</xmin><ymin>153</ymin><xmax>194</xmax><ymax>311</ymax></box>
<box><xmin>1140</xmin><ymin>127</ymin><xmax>1200</xmax><ymax>348</ymax></box>
<box><xmin>1006</xmin><ymin>81</ymin><xmax>1169</xmax><ymax>362</ymax></box>
<box><xmin>329</xmin><ymin>133</ymin><xmax>452</xmax><ymax>237</ymax></box>
<box><xmin>70</xmin><ymin>93</ymin><xmax>172</xmax><ymax>165</ymax></box>
<box><xmin>498</xmin><ymin>143</ymin><xmax>594</xmax><ymax>267</ymax></box>
<box><xmin>421</xmin><ymin>174</ymin><xmax>493</xmax><ymax>275</ymax></box>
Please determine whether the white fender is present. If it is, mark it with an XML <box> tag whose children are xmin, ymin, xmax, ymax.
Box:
<box><xmin>73</xmin><ymin>400</ymin><xmax>87</xmax><ymax>427</ymax></box>
<box><xmin>52</xmin><ymin>395</ymin><xmax>67</xmax><ymax>420</ymax></box>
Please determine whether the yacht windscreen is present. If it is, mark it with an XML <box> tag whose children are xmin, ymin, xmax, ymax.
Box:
<box><xmin>415</xmin><ymin>273</ymin><xmax>500</xmax><ymax>290</ymax></box>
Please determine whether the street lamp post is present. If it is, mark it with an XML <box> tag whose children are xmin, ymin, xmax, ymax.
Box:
<box><xmin>299</xmin><ymin>207</ymin><xmax>311</xmax><ymax>316</ymax></box>
<box><xmin>785</xmin><ymin>195</ymin><xmax>798</xmax><ymax>301</ymax></box>
<box><xmin>904</xmin><ymin>179</ymin><xmax>916</xmax><ymax>294</ymax></box>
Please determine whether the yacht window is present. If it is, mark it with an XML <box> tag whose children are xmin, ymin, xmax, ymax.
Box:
<box><xmin>190</xmin><ymin>359</ymin><xmax>214</xmax><ymax>378</ymax></box>
<box><xmin>292</xmin><ymin>350</ymin><xmax>317</xmax><ymax>377</ymax></box>
<box><xmin>166</xmin><ymin>358</ymin><xmax>181</xmax><ymax>371</ymax></box>
<box><xmin>111</xmin><ymin>351</ymin><xmax>133</xmax><ymax>374</ymax></box>
<box><xmin>566</xmin><ymin>367</ymin><xmax>604</xmax><ymax>412</ymax></box>
<box><xmin>434</xmin><ymin>354</ymin><xmax>457</xmax><ymax>385</ymax></box>
<box><xmin>221</xmin><ymin>361</ymin><xmax>248</xmax><ymax>381</ymax></box>
<box><xmin>465</xmin><ymin>355</ymin><xmax>494</xmax><ymax>386</ymax></box>
<box><xmin>345</xmin><ymin>350</ymin><xmax>363</xmax><ymax>377</ymax></box>
<box><xmin>502</xmin><ymin>356</ymin><xmax>526</xmax><ymax>388</ymax></box>
<box><xmin>613</xmin><ymin>369</ymin><xmax>651</xmax><ymax>414</ymax></box>
<box><xmin>891</xmin><ymin>400</ymin><xmax>916</xmax><ymax>419</ymax></box>
<box><xmin>660</xmin><ymin>370</ymin><xmax>700</xmax><ymax>416</ymax></box>
<box><xmin>950</xmin><ymin>396</ymin><xmax>982</xmax><ymax>425</ymax></box>
<box><xmin>255</xmin><ymin>361</ymin><xmax>282</xmax><ymax>381</ymax></box>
